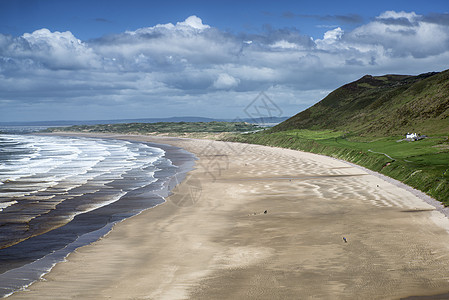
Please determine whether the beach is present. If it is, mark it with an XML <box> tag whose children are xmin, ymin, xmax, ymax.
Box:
<box><xmin>10</xmin><ymin>134</ymin><xmax>449</xmax><ymax>299</ymax></box>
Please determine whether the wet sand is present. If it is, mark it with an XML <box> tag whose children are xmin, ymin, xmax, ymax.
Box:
<box><xmin>10</xmin><ymin>134</ymin><xmax>449</xmax><ymax>299</ymax></box>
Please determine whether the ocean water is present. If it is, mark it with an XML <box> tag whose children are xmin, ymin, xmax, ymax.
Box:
<box><xmin>0</xmin><ymin>134</ymin><xmax>195</xmax><ymax>297</ymax></box>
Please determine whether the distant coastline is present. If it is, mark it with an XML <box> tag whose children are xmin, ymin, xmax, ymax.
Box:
<box><xmin>0</xmin><ymin>116</ymin><xmax>289</xmax><ymax>128</ymax></box>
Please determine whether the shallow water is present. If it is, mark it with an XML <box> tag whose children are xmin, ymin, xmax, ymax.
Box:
<box><xmin>0</xmin><ymin>134</ymin><xmax>195</xmax><ymax>297</ymax></box>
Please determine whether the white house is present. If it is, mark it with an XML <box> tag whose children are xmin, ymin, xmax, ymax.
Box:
<box><xmin>406</xmin><ymin>133</ymin><xmax>418</xmax><ymax>139</ymax></box>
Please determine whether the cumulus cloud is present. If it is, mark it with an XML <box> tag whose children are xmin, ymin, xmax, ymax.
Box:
<box><xmin>347</xmin><ymin>11</ymin><xmax>449</xmax><ymax>58</ymax></box>
<box><xmin>0</xmin><ymin>13</ymin><xmax>449</xmax><ymax>121</ymax></box>
<box><xmin>176</xmin><ymin>15</ymin><xmax>210</xmax><ymax>30</ymax></box>
<box><xmin>1</xmin><ymin>29</ymin><xmax>100</xmax><ymax>71</ymax></box>
<box><xmin>315</xmin><ymin>27</ymin><xmax>344</xmax><ymax>49</ymax></box>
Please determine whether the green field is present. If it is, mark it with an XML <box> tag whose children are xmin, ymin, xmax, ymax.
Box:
<box><xmin>225</xmin><ymin>130</ymin><xmax>449</xmax><ymax>205</ymax></box>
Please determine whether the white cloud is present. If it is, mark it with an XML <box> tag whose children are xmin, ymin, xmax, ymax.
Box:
<box><xmin>315</xmin><ymin>27</ymin><xmax>344</xmax><ymax>49</ymax></box>
<box><xmin>1</xmin><ymin>12</ymin><xmax>449</xmax><ymax>121</ymax></box>
<box><xmin>270</xmin><ymin>40</ymin><xmax>303</xmax><ymax>49</ymax></box>
<box><xmin>347</xmin><ymin>12</ymin><xmax>449</xmax><ymax>58</ymax></box>
<box><xmin>13</xmin><ymin>29</ymin><xmax>100</xmax><ymax>69</ymax></box>
<box><xmin>176</xmin><ymin>15</ymin><xmax>210</xmax><ymax>30</ymax></box>
<box><xmin>323</xmin><ymin>27</ymin><xmax>344</xmax><ymax>40</ymax></box>
<box><xmin>126</xmin><ymin>15</ymin><xmax>210</xmax><ymax>36</ymax></box>
<box><xmin>213</xmin><ymin>73</ymin><xmax>240</xmax><ymax>89</ymax></box>
<box><xmin>377</xmin><ymin>10</ymin><xmax>418</xmax><ymax>21</ymax></box>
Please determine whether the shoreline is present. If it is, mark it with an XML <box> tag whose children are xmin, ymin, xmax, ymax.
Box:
<box><xmin>0</xmin><ymin>133</ymin><xmax>196</xmax><ymax>298</ymax></box>
<box><xmin>10</xmin><ymin>133</ymin><xmax>449</xmax><ymax>299</ymax></box>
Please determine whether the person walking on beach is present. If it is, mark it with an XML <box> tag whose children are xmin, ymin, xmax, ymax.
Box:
<box><xmin>343</xmin><ymin>237</ymin><xmax>347</xmax><ymax>243</ymax></box>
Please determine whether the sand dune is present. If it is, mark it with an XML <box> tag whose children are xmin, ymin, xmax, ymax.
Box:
<box><xmin>11</xmin><ymin>135</ymin><xmax>449</xmax><ymax>299</ymax></box>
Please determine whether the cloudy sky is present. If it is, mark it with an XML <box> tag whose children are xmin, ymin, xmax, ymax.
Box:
<box><xmin>1</xmin><ymin>0</ymin><xmax>449</xmax><ymax>122</ymax></box>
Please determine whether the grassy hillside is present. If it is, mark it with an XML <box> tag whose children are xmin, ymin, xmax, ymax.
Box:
<box><xmin>274</xmin><ymin>70</ymin><xmax>449</xmax><ymax>135</ymax></box>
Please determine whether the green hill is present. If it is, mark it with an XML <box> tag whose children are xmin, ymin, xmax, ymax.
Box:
<box><xmin>274</xmin><ymin>70</ymin><xmax>449</xmax><ymax>135</ymax></box>
<box><xmin>224</xmin><ymin>69</ymin><xmax>449</xmax><ymax>205</ymax></box>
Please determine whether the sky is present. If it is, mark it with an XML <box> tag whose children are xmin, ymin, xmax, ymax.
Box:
<box><xmin>0</xmin><ymin>0</ymin><xmax>449</xmax><ymax>122</ymax></box>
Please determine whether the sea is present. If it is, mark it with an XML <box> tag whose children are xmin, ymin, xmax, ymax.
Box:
<box><xmin>0</xmin><ymin>127</ymin><xmax>195</xmax><ymax>297</ymax></box>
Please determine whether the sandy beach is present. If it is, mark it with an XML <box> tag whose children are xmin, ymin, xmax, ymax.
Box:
<box><xmin>10</xmin><ymin>134</ymin><xmax>449</xmax><ymax>299</ymax></box>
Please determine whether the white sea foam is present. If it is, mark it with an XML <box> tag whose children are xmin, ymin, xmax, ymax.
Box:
<box><xmin>0</xmin><ymin>134</ymin><xmax>165</xmax><ymax>218</ymax></box>
<box><xmin>70</xmin><ymin>191</ymin><xmax>128</xmax><ymax>220</ymax></box>
<box><xmin>0</xmin><ymin>135</ymin><xmax>166</xmax><ymax>224</ymax></box>
<box><xmin>0</xmin><ymin>134</ymin><xmax>193</xmax><ymax>298</ymax></box>
<box><xmin>0</xmin><ymin>200</ymin><xmax>18</xmax><ymax>211</ymax></box>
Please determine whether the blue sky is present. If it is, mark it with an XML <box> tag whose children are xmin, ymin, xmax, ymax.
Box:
<box><xmin>0</xmin><ymin>0</ymin><xmax>448</xmax><ymax>122</ymax></box>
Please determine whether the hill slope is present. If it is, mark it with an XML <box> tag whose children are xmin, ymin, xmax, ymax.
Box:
<box><xmin>274</xmin><ymin>69</ymin><xmax>449</xmax><ymax>135</ymax></box>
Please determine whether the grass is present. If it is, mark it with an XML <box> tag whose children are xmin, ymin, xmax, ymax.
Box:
<box><xmin>274</xmin><ymin>70</ymin><xmax>449</xmax><ymax>136</ymax></box>
<box><xmin>224</xmin><ymin>130</ymin><xmax>449</xmax><ymax>206</ymax></box>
